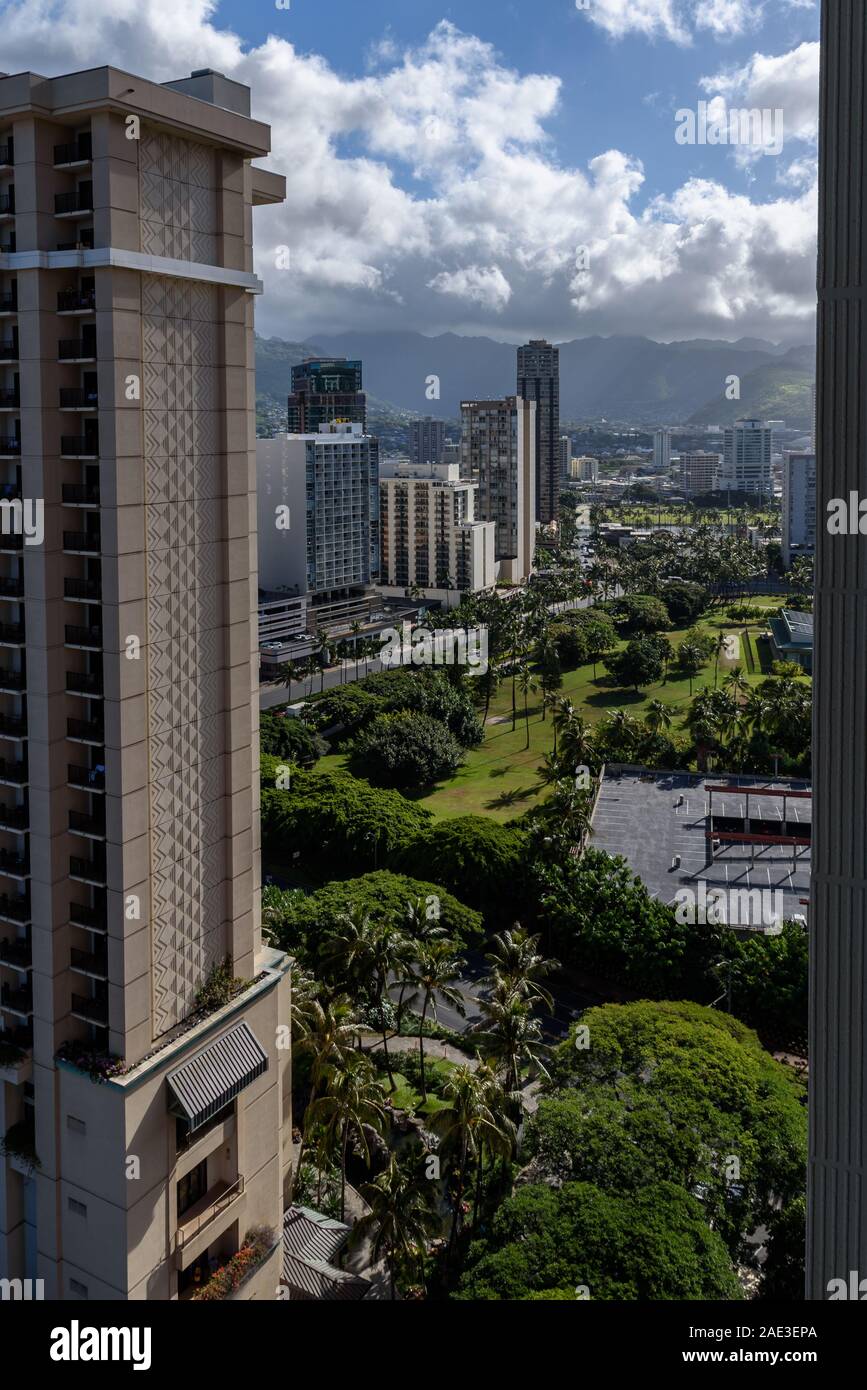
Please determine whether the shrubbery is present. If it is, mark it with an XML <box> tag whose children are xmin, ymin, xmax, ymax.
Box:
<box><xmin>263</xmin><ymin>869</ymin><xmax>483</xmax><ymax>966</ymax></box>
<box><xmin>352</xmin><ymin>711</ymin><xmax>465</xmax><ymax>788</ymax></box>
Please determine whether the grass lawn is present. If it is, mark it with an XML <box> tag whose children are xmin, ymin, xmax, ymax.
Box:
<box><xmin>378</xmin><ymin>1061</ymin><xmax>455</xmax><ymax>1116</ymax></box>
<box><xmin>307</xmin><ymin>606</ymin><xmax>803</xmax><ymax>823</ymax></box>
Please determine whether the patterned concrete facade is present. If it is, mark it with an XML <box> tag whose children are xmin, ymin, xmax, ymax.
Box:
<box><xmin>0</xmin><ymin>66</ymin><xmax>291</xmax><ymax>1300</ymax></box>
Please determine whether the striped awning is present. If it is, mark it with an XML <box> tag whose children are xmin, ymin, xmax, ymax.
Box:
<box><xmin>167</xmin><ymin>1022</ymin><xmax>268</xmax><ymax>1131</ymax></box>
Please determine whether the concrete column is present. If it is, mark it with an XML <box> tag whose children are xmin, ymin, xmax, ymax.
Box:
<box><xmin>807</xmin><ymin>0</ymin><xmax>867</xmax><ymax>1299</ymax></box>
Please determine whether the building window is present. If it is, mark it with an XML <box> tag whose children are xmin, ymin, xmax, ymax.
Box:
<box><xmin>175</xmin><ymin>1099</ymin><xmax>233</xmax><ymax>1155</ymax></box>
<box><xmin>177</xmin><ymin>1159</ymin><xmax>208</xmax><ymax>1218</ymax></box>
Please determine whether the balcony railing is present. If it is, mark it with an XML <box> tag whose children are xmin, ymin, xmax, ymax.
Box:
<box><xmin>66</xmin><ymin>671</ymin><xmax>103</xmax><ymax>696</ymax></box>
<box><xmin>0</xmin><ymin>193</ymin><xmax>15</xmax><ymax>216</ymax></box>
<box><xmin>0</xmin><ymin>143</ymin><xmax>12</xmax><ymax>167</ymax></box>
<box><xmin>58</xmin><ymin>339</ymin><xmax>96</xmax><ymax>361</ymax></box>
<box><xmin>0</xmin><ymin>671</ymin><xmax>25</xmax><ymax>692</ymax></box>
<box><xmin>0</xmin><ymin>293</ymin><xmax>16</xmax><ymax>313</ymax></box>
<box><xmin>57</xmin><ymin>288</ymin><xmax>95</xmax><ymax>313</ymax></box>
<box><xmin>0</xmin><ymin>760</ymin><xmax>26</xmax><ymax>785</ymax></box>
<box><xmin>67</xmin><ymin>717</ymin><xmax>103</xmax><ymax>743</ymax></box>
<box><xmin>0</xmin><ymin>534</ymin><xmax>23</xmax><ymax>552</ymax></box>
<box><xmin>62</xmin><ymin>485</ymin><xmax>100</xmax><ymax>506</ymax></box>
<box><xmin>54</xmin><ymin>136</ymin><xmax>91</xmax><ymax>166</ymax></box>
<box><xmin>59</xmin><ymin>387</ymin><xmax>98</xmax><ymax>410</ymax></box>
<box><xmin>0</xmin><ymin>933</ymin><xmax>30</xmax><ymax>967</ymax></box>
<box><xmin>64</xmin><ymin>577</ymin><xmax>101</xmax><ymax>601</ymax></box>
<box><xmin>0</xmin><ymin>983</ymin><xmax>32</xmax><ymax>1015</ymax></box>
<box><xmin>65</xmin><ymin>625</ymin><xmax>102</xmax><ymax>649</ymax></box>
<box><xmin>68</xmin><ymin>764</ymin><xmax>104</xmax><ymax>790</ymax></box>
<box><xmin>0</xmin><ymin>343</ymin><xmax>18</xmax><ymax>362</ymax></box>
<box><xmin>56</xmin><ymin>232</ymin><xmax>93</xmax><ymax>252</ymax></box>
<box><xmin>0</xmin><ymin>850</ymin><xmax>28</xmax><ymax>878</ymax></box>
<box><xmin>70</xmin><ymin>992</ymin><xmax>107</xmax><ymax>1024</ymax></box>
<box><xmin>0</xmin><ymin>1026</ymin><xmax>32</xmax><ymax>1057</ymax></box>
<box><xmin>54</xmin><ymin>190</ymin><xmax>93</xmax><ymax>216</ymax></box>
<box><xmin>70</xmin><ymin>948</ymin><xmax>107</xmax><ymax>980</ymax></box>
<box><xmin>69</xmin><ymin>856</ymin><xmax>106</xmax><ymax>886</ymax></box>
<box><xmin>176</xmin><ymin>1176</ymin><xmax>245</xmax><ymax>1250</ymax></box>
<box><xmin>0</xmin><ymin>437</ymin><xmax>20</xmax><ymax>456</ymax></box>
<box><xmin>0</xmin><ymin>389</ymin><xmax>18</xmax><ymax>409</ymax></box>
<box><xmin>61</xmin><ymin>436</ymin><xmax>98</xmax><ymax>458</ymax></box>
<box><xmin>63</xmin><ymin>531</ymin><xmax>100</xmax><ymax>554</ymax></box>
<box><xmin>0</xmin><ymin>624</ymin><xmax>24</xmax><ymax>645</ymax></box>
<box><xmin>0</xmin><ymin>897</ymin><xmax>30</xmax><ymax>926</ymax></box>
<box><xmin>69</xmin><ymin>902</ymin><xmax>106</xmax><ymax>932</ymax></box>
<box><xmin>0</xmin><ymin>716</ymin><xmax>27</xmax><ymax>739</ymax></box>
<box><xmin>69</xmin><ymin>810</ymin><xmax>105</xmax><ymax>838</ymax></box>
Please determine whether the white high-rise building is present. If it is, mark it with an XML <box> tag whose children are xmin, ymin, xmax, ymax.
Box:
<box><xmin>653</xmin><ymin>428</ymin><xmax>672</xmax><ymax>472</ymax></box>
<box><xmin>379</xmin><ymin>460</ymin><xmax>495</xmax><ymax>604</ymax></box>
<box><xmin>461</xmin><ymin>396</ymin><xmax>536</xmax><ymax>583</ymax></box>
<box><xmin>257</xmin><ymin>423</ymin><xmax>380</xmax><ymax>598</ymax></box>
<box><xmin>719</xmin><ymin>418</ymin><xmax>773</xmax><ymax>500</ymax></box>
<box><xmin>679</xmin><ymin>452</ymin><xmax>721</xmax><ymax>497</ymax></box>
<box><xmin>781</xmin><ymin>451</ymin><xmax>816</xmax><ymax>569</ymax></box>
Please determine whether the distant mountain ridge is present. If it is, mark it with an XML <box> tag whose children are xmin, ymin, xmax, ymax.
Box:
<box><xmin>255</xmin><ymin>330</ymin><xmax>815</xmax><ymax>429</ymax></box>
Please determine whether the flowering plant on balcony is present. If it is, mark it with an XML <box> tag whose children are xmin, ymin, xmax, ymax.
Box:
<box><xmin>56</xmin><ymin>1039</ymin><xmax>127</xmax><ymax>1082</ymax></box>
<box><xmin>193</xmin><ymin>957</ymin><xmax>250</xmax><ymax>1017</ymax></box>
<box><xmin>0</xmin><ymin>1120</ymin><xmax>40</xmax><ymax>1173</ymax></box>
<box><xmin>191</xmin><ymin>1226</ymin><xmax>275</xmax><ymax>1301</ymax></box>
<box><xmin>0</xmin><ymin>1038</ymin><xmax>25</xmax><ymax>1067</ymax></box>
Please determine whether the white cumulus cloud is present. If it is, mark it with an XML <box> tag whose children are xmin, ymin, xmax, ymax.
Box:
<box><xmin>0</xmin><ymin>1</ymin><xmax>820</xmax><ymax>342</ymax></box>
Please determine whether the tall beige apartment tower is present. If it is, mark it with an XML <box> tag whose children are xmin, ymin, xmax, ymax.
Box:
<box><xmin>0</xmin><ymin>67</ymin><xmax>291</xmax><ymax>1300</ymax></box>
<box><xmin>460</xmin><ymin>396</ymin><xmax>536</xmax><ymax>584</ymax></box>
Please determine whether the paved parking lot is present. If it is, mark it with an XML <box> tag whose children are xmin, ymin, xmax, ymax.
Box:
<box><xmin>590</xmin><ymin>770</ymin><xmax>811</xmax><ymax>919</ymax></box>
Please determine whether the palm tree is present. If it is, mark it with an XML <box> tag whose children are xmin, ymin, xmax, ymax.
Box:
<box><xmin>322</xmin><ymin>910</ymin><xmax>405</xmax><ymax>1088</ymax></box>
<box><xmin>408</xmin><ymin>939</ymin><xmax>466</xmax><ymax>1101</ymax></box>
<box><xmin>293</xmin><ymin>993</ymin><xmax>358</xmax><ymax>1186</ymax></box>
<box><xmin>484</xmin><ymin>925</ymin><xmax>558</xmax><ymax>1013</ymax></box>
<box><xmin>352</xmin><ymin>1147</ymin><xmax>441</xmax><ymax>1299</ymax></box>
<box><xmin>430</xmin><ymin>1063</ymin><xmax>517</xmax><ymax>1253</ymax></box>
<box><xmin>552</xmin><ymin>697</ymin><xmax>576</xmax><ymax>757</ymax></box>
<box><xmin>516</xmin><ymin>665</ymin><xmax>538</xmax><ymax>750</ymax></box>
<box><xmin>644</xmin><ymin>699</ymin><xmax>673</xmax><ymax>737</ymax></box>
<box><xmin>538</xmin><ymin>750</ymin><xmax>567</xmax><ymax>788</ymax></box>
<box><xmin>393</xmin><ymin>898</ymin><xmax>448</xmax><ymax>1032</ymax></box>
<box><xmin>541</xmin><ymin>689</ymin><xmax>559</xmax><ymax>726</ymax></box>
<box><xmin>558</xmin><ymin>711</ymin><xmax>597</xmax><ymax>775</ymax></box>
<box><xmin>474</xmin><ymin>981</ymin><xmax>549</xmax><ymax>1095</ymax></box>
<box><xmin>277</xmin><ymin>660</ymin><xmax>299</xmax><ymax>696</ymax></box>
<box><xmin>307</xmin><ymin>1052</ymin><xmax>388</xmax><ymax>1221</ymax></box>
<box><xmin>349</xmin><ymin>619</ymin><xmax>363</xmax><ymax>675</ymax></box>
<box><xmin>606</xmin><ymin>706</ymin><xmax>638</xmax><ymax>759</ymax></box>
<box><xmin>315</xmin><ymin>631</ymin><xmax>331</xmax><ymax>693</ymax></box>
<box><xmin>548</xmin><ymin>778</ymin><xmax>594</xmax><ymax>849</ymax></box>
<box><xmin>713</xmin><ymin>630</ymin><xmax>729</xmax><ymax>688</ymax></box>
<box><xmin>723</xmin><ymin>665</ymin><xmax>750</xmax><ymax>704</ymax></box>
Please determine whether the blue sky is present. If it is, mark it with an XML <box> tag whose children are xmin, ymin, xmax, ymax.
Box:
<box><xmin>1</xmin><ymin>0</ymin><xmax>822</xmax><ymax>343</ymax></box>
<box><xmin>217</xmin><ymin>0</ymin><xmax>818</xmax><ymax>209</ymax></box>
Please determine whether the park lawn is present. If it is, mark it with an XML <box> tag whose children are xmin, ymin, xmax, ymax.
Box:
<box><xmin>377</xmin><ymin>1060</ymin><xmax>456</xmax><ymax>1116</ymax></box>
<box><xmin>414</xmin><ymin>613</ymin><xmax>777</xmax><ymax>821</ymax></box>
<box><xmin>305</xmin><ymin>610</ymin><xmax>793</xmax><ymax>823</ymax></box>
